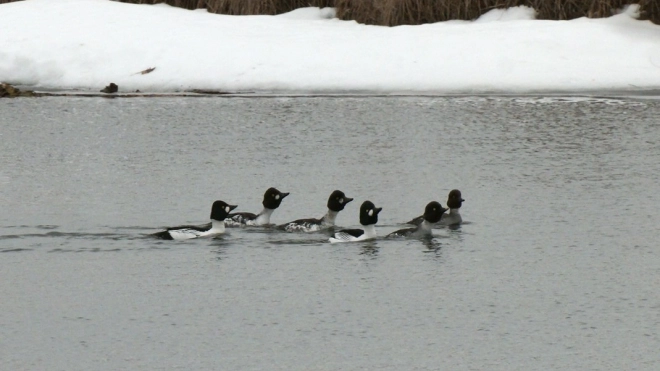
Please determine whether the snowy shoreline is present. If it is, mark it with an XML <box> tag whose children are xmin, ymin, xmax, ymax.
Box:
<box><xmin>7</xmin><ymin>85</ymin><xmax>660</xmax><ymax>100</ymax></box>
<box><xmin>2</xmin><ymin>0</ymin><xmax>660</xmax><ymax>94</ymax></box>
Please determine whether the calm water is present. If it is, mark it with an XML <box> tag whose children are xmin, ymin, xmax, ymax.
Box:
<box><xmin>1</xmin><ymin>96</ymin><xmax>659</xmax><ymax>370</ymax></box>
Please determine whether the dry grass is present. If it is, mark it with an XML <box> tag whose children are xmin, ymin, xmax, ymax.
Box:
<box><xmin>203</xmin><ymin>0</ymin><xmax>334</xmax><ymax>15</ymax></box>
<box><xmin>2</xmin><ymin>0</ymin><xmax>658</xmax><ymax>24</ymax></box>
<box><xmin>113</xmin><ymin>0</ymin><xmax>334</xmax><ymax>13</ymax></box>
<box><xmin>114</xmin><ymin>0</ymin><xmax>201</xmax><ymax>10</ymax></box>
<box><xmin>334</xmin><ymin>0</ymin><xmax>659</xmax><ymax>25</ymax></box>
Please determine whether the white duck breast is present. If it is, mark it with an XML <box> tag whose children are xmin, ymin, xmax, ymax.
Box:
<box><xmin>437</xmin><ymin>209</ymin><xmax>462</xmax><ymax>226</ymax></box>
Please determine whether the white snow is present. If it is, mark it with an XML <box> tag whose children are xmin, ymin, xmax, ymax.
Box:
<box><xmin>1</xmin><ymin>0</ymin><xmax>659</xmax><ymax>93</ymax></box>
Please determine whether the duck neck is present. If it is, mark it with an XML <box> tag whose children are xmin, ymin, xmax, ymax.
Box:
<box><xmin>209</xmin><ymin>219</ymin><xmax>226</xmax><ymax>234</ymax></box>
<box><xmin>441</xmin><ymin>208</ymin><xmax>462</xmax><ymax>225</ymax></box>
<box><xmin>448</xmin><ymin>208</ymin><xmax>461</xmax><ymax>216</ymax></box>
<box><xmin>255</xmin><ymin>207</ymin><xmax>275</xmax><ymax>225</ymax></box>
<box><xmin>321</xmin><ymin>209</ymin><xmax>339</xmax><ymax>226</ymax></box>
<box><xmin>362</xmin><ymin>224</ymin><xmax>377</xmax><ymax>238</ymax></box>
<box><xmin>419</xmin><ymin>220</ymin><xmax>434</xmax><ymax>234</ymax></box>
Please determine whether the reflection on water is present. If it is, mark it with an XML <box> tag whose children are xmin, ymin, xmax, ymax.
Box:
<box><xmin>1</xmin><ymin>96</ymin><xmax>659</xmax><ymax>370</ymax></box>
<box><xmin>420</xmin><ymin>237</ymin><xmax>444</xmax><ymax>252</ymax></box>
<box><xmin>358</xmin><ymin>241</ymin><xmax>380</xmax><ymax>257</ymax></box>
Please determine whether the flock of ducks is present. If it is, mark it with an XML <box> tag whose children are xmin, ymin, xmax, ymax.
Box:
<box><xmin>152</xmin><ymin>188</ymin><xmax>465</xmax><ymax>243</ymax></box>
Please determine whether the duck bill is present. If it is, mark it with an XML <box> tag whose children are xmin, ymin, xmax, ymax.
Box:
<box><xmin>375</xmin><ymin>207</ymin><xmax>383</xmax><ymax>215</ymax></box>
<box><xmin>228</xmin><ymin>204</ymin><xmax>238</xmax><ymax>212</ymax></box>
<box><xmin>280</xmin><ymin>192</ymin><xmax>290</xmax><ymax>199</ymax></box>
<box><xmin>345</xmin><ymin>197</ymin><xmax>354</xmax><ymax>204</ymax></box>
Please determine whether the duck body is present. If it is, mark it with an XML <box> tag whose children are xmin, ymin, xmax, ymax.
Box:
<box><xmin>225</xmin><ymin>209</ymin><xmax>274</xmax><ymax>227</ymax></box>
<box><xmin>153</xmin><ymin>220</ymin><xmax>226</xmax><ymax>241</ymax></box>
<box><xmin>329</xmin><ymin>224</ymin><xmax>377</xmax><ymax>243</ymax></box>
<box><xmin>280</xmin><ymin>216</ymin><xmax>327</xmax><ymax>233</ymax></box>
<box><xmin>152</xmin><ymin>201</ymin><xmax>237</xmax><ymax>241</ymax></box>
<box><xmin>280</xmin><ymin>190</ymin><xmax>353</xmax><ymax>233</ymax></box>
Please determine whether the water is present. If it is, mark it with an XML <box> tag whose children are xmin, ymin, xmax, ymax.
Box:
<box><xmin>1</xmin><ymin>96</ymin><xmax>659</xmax><ymax>370</ymax></box>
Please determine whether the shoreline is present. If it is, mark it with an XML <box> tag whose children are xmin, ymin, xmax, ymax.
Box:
<box><xmin>11</xmin><ymin>88</ymin><xmax>660</xmax><ymax>100</ymax></box>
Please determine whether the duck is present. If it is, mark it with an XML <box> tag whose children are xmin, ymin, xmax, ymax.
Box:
<box><xmin>225</xmin><ymin>187</ymin><xmax>289</xmax><ymax>227</ymax></box>
<box><xmin>329</xmin><ymin>201</ymin><xmax>382</xmax><ymax>243</ymax></box>
<box><xmin>388</xmin><ymin>201</ymin><xmax>447</xmax><ymax>238</ymax></box>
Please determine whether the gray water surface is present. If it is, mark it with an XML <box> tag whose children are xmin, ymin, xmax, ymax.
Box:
<box><xmin>1</xmin><ymin>96</ymin><xmax>659</xmax><ymax>370</ymax></box>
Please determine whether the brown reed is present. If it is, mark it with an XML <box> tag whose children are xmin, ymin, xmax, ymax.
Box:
<box><xmin>202</xmin><ymin>0</ymin><xmax>333</xmax><ymax>14</ymax></box>
<box><xmin>2</xmin><ymin>0</ymin><xmax>658</xmax><ymax>24</ymax></box>
<box><xmin>113</xmin><ymin>0</ymin><xmax>334</xmax><ymax>13</ymax></box>
<box><xmin>334</xmin><ymin>0</ymin><xmax>659</xmax><ymax>25</ymax></box>
<box><xmin>114</xmin><ymin>0</ymin><xmax>201</xmax><ymax>10</ymax></box>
